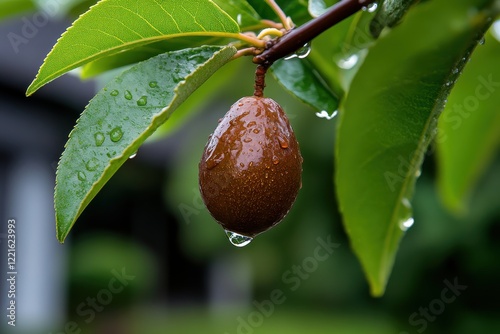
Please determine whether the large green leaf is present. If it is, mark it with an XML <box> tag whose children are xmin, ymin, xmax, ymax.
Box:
<box><xmin>55</xmin><ymin>45</ymin><xmax>236</xmax><ymax>242</ymax></box>
<box><xmin>437</xmin><ymin>30</ymin><xmax>500</xmax><ymax>213</ymax></box>
<box><xmin>27</xmin><ymin>0</ymin><xmax>239</xmax><ymax>95</ymax></box>
<box><xmin>335</xmin><ymin>0</ymin><xmax>496</xmax><ymax>296</ymax></box>
<box><xmin>270</xmin><ymin>58</ymin><xmax>339</xmax><ymax>113</ymax></box>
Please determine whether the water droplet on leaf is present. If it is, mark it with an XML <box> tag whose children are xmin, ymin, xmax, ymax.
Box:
<box><xmin>136</xmin><ymin>96</ymin><xmax>148</xmax><ymax>106</ymax></box>
<box><xmin>85</xmin><ymin>158</ymin><xmax>99</xmax><ymax>171</ymax></box>
<box><xmin>149</xmin><ymin>81</ymin><xmax>158</xmax><ymax>88</ymax></box>
<box><xmin>337</xmin><ymin>54</ymin><xmax>359</xmax><ymax>69</ymax></box>
<box><xmin>129</xmin><ymin>152</ymin><xmax>137</xmax><ymax>159</ymax></box>
<box><xmin>399</xmin><ymin>217</ymin><xmax>414</xmax><ymax>231</ymax></box>
<box><xmin>225</xmin><ymin>230</ymin><xmax>252</xmax><ymax>247</ymax></box>
<box><xmin>110</xmin><ymin>127</ymin><xmax>123</xmax><ymax>142</ymax></box>
<box><xmin>94</xmin><ymin>132</ymin><xmax>105</xmax><ymax>146</ymax></box>
<box><xmin>316</xmin><ymin>110</ymin><xmax>338</xmax><ymax>120</ymax></box>
<box><xmin>110</xmin><ymin>90</ymin><xmax>119</xmax><ymax>96</ymax></box>
<box><xmin>124</xmin><ymin>90</ymin><xmax>133</xmax><ymax>100</ymax></box>
<box><xmin>77</xmin><ymin>171</ymin><xmax>86</xmax><ymax>181</ymax></box>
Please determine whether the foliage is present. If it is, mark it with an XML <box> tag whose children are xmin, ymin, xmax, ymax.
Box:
<box><xmin>8</xmin><ymin>0</ymin><xmax>499</xmax><ymax>296</ymax></box>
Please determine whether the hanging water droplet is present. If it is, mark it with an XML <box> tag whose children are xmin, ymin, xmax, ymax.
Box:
<box><xmin>136</xmin><ymin>96</ymin><xmax>148</xmax><ymax>106</ymax></box>
<box><xmin>399</xmin><ymin>217</ymin><xmax>414</xmax><ymax>231</ymax></box>
<box><xmin>77</xmin><ymin>171</ymin><xmax>87</xmax><ymax>181</ymax></box>
<box><xmin>110</xmin><ymin>89</ymin><xmax>119</xmax><ymax>96</ymax></box>
<box><xmin>284</xmin><ymin>43</ymin><xmax>311</xmax><ymax>60</ymax></box>
<box><xmin>337</xmin><ymin>54</ymin><xmax>359</xmax><ymax>69</ymax></box>
<box><xmin>85</xmin><ymin>158</ymin><xmax>99</xmax><ymax>171</ymax></box>
<box><xmin>225</xmin><ymin>230</ymin><xmax>252</xmax><ymax>247</ymax></box>
<box><xmin>366</xmin><ymin>2</ymin><xmax>378</xmax><ymax>12</ymax></box>
<box><xmin>315</xmin><ymin>110</ymin><xmax>338</xmax><ymax>120</ymax></box>
<box><xmin>478</xmin><ymin>37</ymin><xmax>485</xmax><ymax>45</ymax></box>
<box><xmin>124</xmin><ymin>90</ymin><xmax>133</xmax><ymax>100</ymax></box>
<box><xmin>109</xmin><ymin>127</ymin><xmax>123</xmax><ymax>142</ymax></box>
<box><xmin>94</xmin><ymin>132</ymin><xmax>105</xmax><ymax>146</ymax></box>
<box><xmin>129</xmin><ymin>152</ymin><xmax>137</xmax><ymax>159</ymax></box>
<box><xmin>149</xmin><ymin>81</ymin><xmax>158</xmax><ymax>88</ymax></box>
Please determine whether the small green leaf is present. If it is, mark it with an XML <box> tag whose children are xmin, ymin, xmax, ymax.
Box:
<box><xmin>437</xmin><ymin>31</ymin><xmax>500</xmax><ymax>213</ymax></box>
<box><xmin>270</xmin><ymin>58</ymin><xmax>339</xmax><ymax>113</ymax></box>
<box><xmin>55</xmin><ymin>45</ymin><xmax>236</xmax><ymax>242</ymax></box>
<box><xmin>27</xmin><ymin>0</ymin><xmax>239</xmax><ymax>95</ymax></box>
<box><xmin>335</xmin><ymin>0</ymin><xmax>496</xmax><ymax>296</ymax></box>
<box><xmin>0</xmin><ymin>0</ymin><xmax>34</xmax><ymax>20</ymax></box>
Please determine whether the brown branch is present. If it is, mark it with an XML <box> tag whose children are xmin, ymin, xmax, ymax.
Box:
<box><xmin>253</xmin><ymin>0</ymin><xmax>377</xmax><ymax>66</ymax></box>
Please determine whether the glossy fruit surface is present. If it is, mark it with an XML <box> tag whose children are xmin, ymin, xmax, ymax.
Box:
<box><xmin>199</xmin><ymin>96</ymin><xmax>302</xmax><ymax>237</ymax></box>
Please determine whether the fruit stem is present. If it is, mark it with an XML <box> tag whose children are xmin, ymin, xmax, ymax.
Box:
<box><xmin>253</xmin><ymin>0</ymin><xmax>377</xmax><ymax>65</ymax></box>
<box><xmin>253</xmin><ymin>64</ymin><xmax>269</xmax><ymax>97</ymax></box>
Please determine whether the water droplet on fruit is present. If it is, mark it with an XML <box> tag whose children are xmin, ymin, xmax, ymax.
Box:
<box><xmin>272</xmin><ymin>156</ymin><xmax>279</xmax><ymax>165</ymax></box>
<box><xmin>278</xmin><ymin>138</ymin><xmax>289</xmax><ymax>149</ymax></box>
<box><xmin>337</xmin><ymin>54</ymin><xmax>359</xmax><ymax>69</ymax></box>
<box><xmin>253</xmin><ymin>128</ymin><xmax>260</xmax><ymax>134</ymax></box>
<box><xmin>136</xmin><ymin>96</ymin><xmax>147</xmax><ymax>106</ymax></box>
<box><xmin>94</xmin><ymin>132</ymin><xmax>105</xmax><ymax>146</ymax></box>
<box><xmin>285</xmin><ymin>43</ymin><xmax>311</xmax><ymax>60</ymax></box>
<box><xmin>85</xmin><ymin>158</ymin><xmax>99</xmax><ymax>171</ymax></box>
<box><xmin>77</xmin><ymin>171</ymin><xmax>86</xmax><ymax>181</ymax></box>
<box><xmin>110</xmin><ymin>127</ymin><xmax>123</xmax><ymax>142</ymax></box>
<box><xmin>124</xmin><ymin>90</ymin><xmax>133</xmax><ymax>100</ymax></box>
<box><xmin>225</xmin><ymin>230</ymin><xmax>252</xmax><ymax>247</ymax></box>
<box><xmin>243</xmin><ymin>137</ymin><xmax>252</xmax><ymax>143</ymax></box>
<box><xmin>149</xmin><ymin>81</ymin><xmax>158</xmax><ymax>88</ymax></box>
<box><xmin>206</xmin><ymin>152</ymin><xmax>225</xmax><ymax>169</ymax></box>
<box><xmin>110</xmin><ymin>90</ymin><xmax>119</xmax><ymax>96</ymax></box>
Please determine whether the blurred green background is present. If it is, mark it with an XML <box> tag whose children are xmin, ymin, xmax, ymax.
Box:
<box><xmin>0</xmin><ymin>2</ymin><xmax>499</xmax><ymax>334</ymax></box>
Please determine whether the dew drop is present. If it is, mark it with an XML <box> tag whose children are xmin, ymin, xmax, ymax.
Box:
<box><xmin>109</xmin><ymin>127</ymin><xmax>123</xmax><ymax>142</ymax></box>
<box><xmin>225</xmin><ymin>230</ymin><xmax>252</xmax><ymax>247</ymax></box>
<box><xmin>243</xmin><ymin>137</ymin><xmax>252</xmax><ymax>143</ymax></box>
<box><xmin>206</xmin><ymin>152</ymin><xmax>225</xmax><ymax>169</ymax></box>
<box><xmin>85</xmin><ymin>158</ymin><xmax>99</xmax><ymax>171</ymax></box>
<box><xmin>129</xmin><ymin>152</ymin><xmax>137</xmax><ymax>159</ymax></box>
<box><xmin>77</xmin><ymin>171</ymin><xmax>87</xmax><ymax>181</ymax></box>
<box><xmin>399</xmin><ymin>217</ymin><xmax>415</xmax><ymax>231</ymax></box>
<box><xmin>110</xmin><ymin>90</ymin><xmax>119</xmax><ymax>96</ymax></box>
<box><xmin>149</xmin><ymin>81</ymin><xmax>158</xmax><ymax>88</ymax></box>
<box><xmin>478</xmin><ymin>37</ymin><xmax>485</xmax><ymax>45</ymax></box>
<box><xmin>253</xmin><ymin>128</ymin><xmax>260</xmax><ymax>134</ymax></box>
<box><xmin>366</xmin><ymin>2</ymin><xmax>378</xmax><ymax>12</ymax></box>
<box><xmin>136</xmin><ymin>96</ymin><xmax>148</xmax><ymax>106</ymax></box>
<box><xmin>94</xmin><ymin>132</ymin><xmax>105</xmax><ymax>146</ymax></box>
<box><xmin>272</xmin><ymin>156</ymin><xmax>279</xmax><ymax>165</ymax></box>
<box><xmin>316</xmin><ymin>110</ymin><xmax>338</xmax><ymax>120</ymax></box>
<box><xmin>239</xmin><ymin>162</ymin><xmax>244</xmax><ymax>168</ymax></box>
<box><xmin>278</xmin><ymin>138</ymin><xmax>289</xmax><ymax>149</ymax></box>
<box><xmin>124</xmin><ymin>90</ymin><xmax>133</xmax><ymax>100</ymax></box>
<box><xmin>238</xmin><ymin>102</ymin><xmax>244</xmax><ymax>107</ymax></box>
<box><xmin>285</xmin><ymin>43</ymin><xmax>311</xmax><ymax>60</ymax></box>
<box><xmin>337</xmin><ymin>54</ymin><xmax>359</xmax><ymax>69</ymax></box>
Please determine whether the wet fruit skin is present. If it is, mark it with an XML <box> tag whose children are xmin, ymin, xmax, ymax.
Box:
<box><xmin>199</xmin><ymin>96</ymin><xmax>302</xmax><ymax>237</ymax></box>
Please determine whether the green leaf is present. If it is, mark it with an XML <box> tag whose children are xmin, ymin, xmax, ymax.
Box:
<box><xmin>370</xmin><ymin>0</ymin><xmax>418</xmax><ymax>38</ymax></box>
<box><xmin>335</xmin><ymin>0</ymin><xmax>496</xmax><ymax>296</ymax></box>
<box><xmin>213</xmin><ymin>0</ymin><xmax>261</xmax><ymax>28</ymax></box>
<box><xmin>27</xmin><ymin>0</ymin><xmax>239</xmax><ymax>95</ymax></box>
<box><xmin>437</xmin><ymin>31</ymin><xmax>500</xmax><ymax>213</ymax></box>
<box><xmin>0</xmin><ymin>0</ymin><xmax>35</xmax><ymax>20</ymax></box>
<box><xmin>55</xmin><ymin>45</ymin><xmax>236</xmax><ymax>242</ymax></box>
<box><xmin>270</xmin><ymin>58</ymin><xmax>339</xmax><ymax>113</ymax></box>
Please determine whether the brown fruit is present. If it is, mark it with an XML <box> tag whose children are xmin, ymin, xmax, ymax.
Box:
<box><xmin>199</xmin><ymin>96</ymin><xmax>302</xmax><ymax>238</ymax></box>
